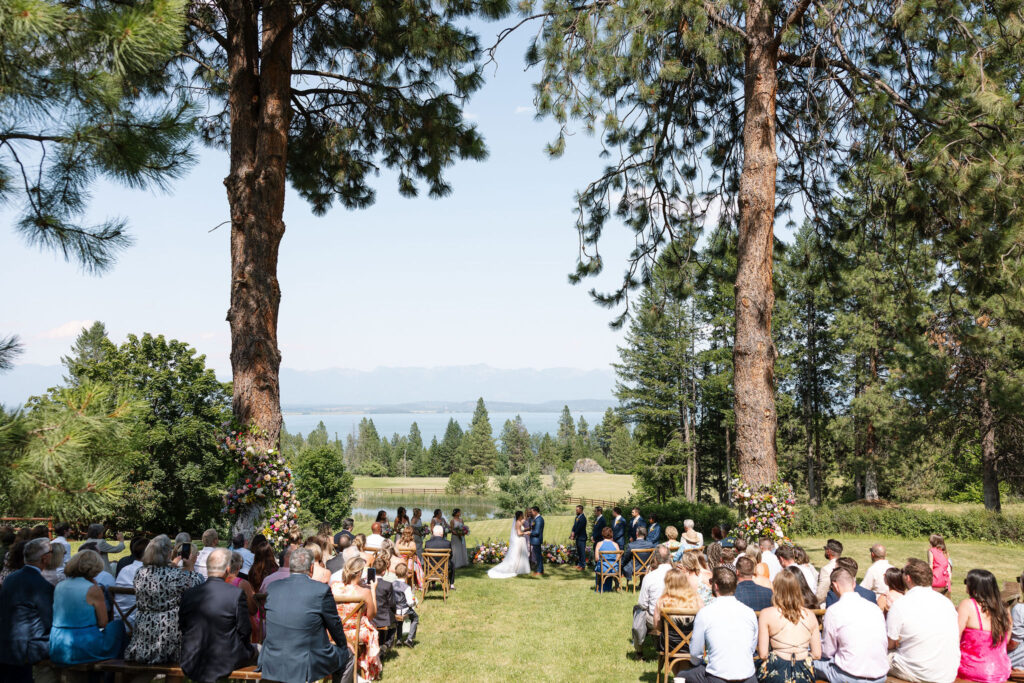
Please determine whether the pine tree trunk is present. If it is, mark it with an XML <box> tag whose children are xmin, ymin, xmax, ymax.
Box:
<box><xmin>734</xmin><ymin>3</ymin><xmax>779</xmax><ymax>490</ymax></box>
<box><xmin>224</xmin><ymin>0</ymin><xmax>293</xmax><ymax>536</ymax></box>
<box><xmin>980</xmin><ymin>375</ymin><xmax>1001</xmax><ymax>512</ymax></box>
<box><xmin>864</xmin><ymin>466</ymin><xmax>878</xmax><ymax>502</ymax></box>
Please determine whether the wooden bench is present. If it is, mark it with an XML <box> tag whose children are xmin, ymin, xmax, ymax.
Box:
<box><xmin>93</xmin><ymin>660</ymin><xmax>261</xmax><ymax>683</ymax></box>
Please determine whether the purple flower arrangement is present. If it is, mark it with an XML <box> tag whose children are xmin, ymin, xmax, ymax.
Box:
<box><xmin>728</xmin><ymin>477</ymin><xmax>797</xmax><ymax>542</ymax></box>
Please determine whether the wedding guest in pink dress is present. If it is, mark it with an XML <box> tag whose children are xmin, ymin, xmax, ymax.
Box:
<box><xmin>957</xmin><ymin>569</ymin><xmax>1011</xmax><ymax>683</ymax></box>
<box><xmin>930</xmin><ymin>534</ymin><xmax>952</xmax><ymax>595</ymax></box>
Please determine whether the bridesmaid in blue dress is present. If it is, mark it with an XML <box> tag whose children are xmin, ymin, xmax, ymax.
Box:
<box><xmin>49</xmin><ymin>549</ymin><xmax>123</xmax><ymax>665</ymax></box>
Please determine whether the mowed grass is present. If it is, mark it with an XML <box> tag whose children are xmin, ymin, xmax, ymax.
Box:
<box><xmin>352</xmin><ymin>472</ymin><xmax>634</xmax><ymax>503</ymax></box>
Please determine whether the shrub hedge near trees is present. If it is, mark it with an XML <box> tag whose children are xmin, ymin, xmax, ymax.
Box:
<box><xmin>620</xmin><ymin>496</ymin><xmax>736</xmax><ymax>536</ymax></box>
<box><xmin>792</xmin><ymin>505</ymin><xmax>1024</xmax><ymax>544</ymax></box>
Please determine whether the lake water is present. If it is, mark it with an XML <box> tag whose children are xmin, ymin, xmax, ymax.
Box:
<box><xmin>352</xmin><ymin>491</ymin><xmax>504</xmax><ymax>521</ymax></box>
<box><xmin>283</xmin><ymin>411</ymin><xmax>607</xmax><ymax>443</ymax></box>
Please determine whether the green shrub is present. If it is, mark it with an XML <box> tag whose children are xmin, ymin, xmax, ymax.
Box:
<box><xmin>792</xmin><ymin>504</ymin><xmax>1024</xmax><ymax>544</ymax></box>
<box><xmin>446</xmin><ymin>470</ymin><xmax>489</xmax><ymax>495</ymax></box>
<box><xmin>620</xmin><ymin>495</ymin><xmax>736</xmax><ymax>536</ymax></box>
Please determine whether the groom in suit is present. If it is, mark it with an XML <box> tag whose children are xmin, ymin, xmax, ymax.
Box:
<box><xmin>569</xmin><ymin>505</ymin><xmax>587</xmax><ymax>571</ymax></box>
<box><xmin>529</xmin><ymin>507</ymin><xmax>545</xmax><ymax>576</ymax></box>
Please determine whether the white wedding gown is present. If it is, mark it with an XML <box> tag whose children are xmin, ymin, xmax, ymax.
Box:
<box><xmin>487</xmin><ymin>519</ymin><xmax>531</xmax><ymax>579</ymax></box>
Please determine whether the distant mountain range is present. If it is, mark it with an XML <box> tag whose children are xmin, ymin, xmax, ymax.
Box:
<box><xmin>1</xmin><ymin>363</ymin><xmax>616</xmax><ymax>410</ymax></box>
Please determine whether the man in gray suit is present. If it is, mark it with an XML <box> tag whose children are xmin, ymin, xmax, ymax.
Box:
<box><xmin>259</xmin><ymin>548</ymin><xmax>350</xmax><ymax>683</ymax></box>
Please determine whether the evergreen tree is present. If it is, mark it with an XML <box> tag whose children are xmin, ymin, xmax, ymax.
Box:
<box><xmin>61</xmin><ymin>322</ymin><xmax>110</xmax><ymax>385</ymax></box>
<box><xmin>306</xmin><ymin>421</ymin><xmax>330</xmax><ymax>449</ymax></box>
<box><xmin>607</xmin><ymin>425</ymin><xmax>639</xmax><ymax>474</ymax></box>
<box><xmin>556</xmin><ymin>405</ymin><xmax>579</xmax><ymax>466</ymax></box>
<box><xmin>460</xmin><ymin>398</ymin><xmax>499</xmax><ymax>474</ymax></box>
<box><xmin>594</xmin><ymin>408</ymin><xmax>624</xmax><ymax>457</ymax></box>
<box><xmin>438</xmin><ymin>419</ymin><xmax>465</xmax><ymax>476</ymax></box>
<box><xmin>498</xmin><ymin>416</ymin><xmax>535</xmax><ymax>475</ymax></box>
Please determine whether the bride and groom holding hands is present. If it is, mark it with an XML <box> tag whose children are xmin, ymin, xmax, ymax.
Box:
<box><xmin>487</xmin><ymin>507</ymin><xmax>545</xmax><ymax>579</ymax></box>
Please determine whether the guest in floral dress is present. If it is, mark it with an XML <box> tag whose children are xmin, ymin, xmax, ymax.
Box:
<box><xmin>332</xmin><ymin>557</ymin><xmax>382</xmax><ymax>681</ymax></box>
<box><xmin>125</xmin><ymin>535</ymin><xmax>202</xmax><ymax>664</ymax></box>
<box><xmin>679</xmin><ymin>551</ymin><xmax>714</xmax><ymax>606</ymax></box>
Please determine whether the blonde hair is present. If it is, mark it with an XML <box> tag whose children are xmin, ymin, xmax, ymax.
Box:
<box><xmin>395</xmin><ymin>563</ymin><xmax>408</xmax><ymax>579</ymax></box>
<box><xmin>46</xmin><ymin>543</ymin><xmax>65</xmax><ymax>571</ymax></box>
<box><xmin>678</xmin><ymin>550</ymin><xmax>702</xmax><ymax>574</ymax></box>
<box><xmin>201</xmin><ymin>528</ymin><xmax>219</xmax><ymax>547</ymax></box>
<box><xmin>66</xmin><ymin>549</ymin><xmax>104</xmax><ymax>579</ymax></box>
<box><xmin>342</xmin><ymin>556</ymin><xmax>366</xmax><ymax>584</ymax></box>
<box><xmin>772</xmin><ymin>569</ymin><xmax>809</xmax><ymax>624</ymax></box>
<box><xmin>660</xmin><ymin>569</ymin><xmax>701</xmax><ymax>610</ymax></box>
<box><xmin>353</xmin><ymin>534</ymin><xmax>365</xmax><ymax>551</ymax></box>
<box><xmin>400</xmin><ymin>526</ymin><xmax>414</xmax><ymax>542</ymax></box>
<box><xmin>303</xmin><ymin>541</ymin><xmax>323</xmax><ymax>563</ymax></box>
<box><xmin>665</xmin><ymin>526</ymin><xmax>679</xmax><ymax>541</ymax></box>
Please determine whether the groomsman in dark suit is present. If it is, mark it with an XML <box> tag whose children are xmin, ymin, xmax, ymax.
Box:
<box><xmin>646</xmin><ymin>514</ymin><xmax>662</xmax><ymax>545</ymax></box>
<box><xmin>569</xmin><ymin>505</ymin><xmax>587</xmax><ymax>571</ymax></box>
<box><xmin>591</xmin><ymin>506</ymin><xmax>608</xmax><ymax>556</ymax></box>
<box><xmin>612</xmin><ymin>507</ymin><xmax>627</xmax><ymax>549</ymax></box>
<box><xmin>629</xmin><ymin>507</ymin><xmax>643</xmax><ymax>543</ymax></box>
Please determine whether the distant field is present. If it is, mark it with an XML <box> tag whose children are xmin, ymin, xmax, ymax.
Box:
<box><xmin>904</xmin><ymin>501</ymin><xmax>1024</xmax><ymax>514</ymax></box>
<box><xmin>352</xmin><ymin>473</ymin><xmax>633</xmax><ymax>502</ymax></box>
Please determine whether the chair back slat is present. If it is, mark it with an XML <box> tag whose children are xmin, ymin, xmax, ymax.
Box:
<box><xmin>596</xmin><ymin>549</ymin><xmax>624</xmax><ymax>594</ymax></box>
<box><xmin>630</xmin><ymin>548</ymin><xmax>656</xmax><ymax>591</ymax></box>
<box><xmin>334</xmin><ymin>595</ymin><xmax>366</xmax><ymax>657</ymax></box>
<box><xmin>421</xmin><ymin>550</ymin><xmax>451</xmax><ymax>602</ymax></box>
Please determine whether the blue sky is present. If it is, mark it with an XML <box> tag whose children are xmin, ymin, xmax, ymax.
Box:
<box><xmin>1</xmin><ymin>22</ymin><xmax>646</xmax><ymax>377</ymax></box>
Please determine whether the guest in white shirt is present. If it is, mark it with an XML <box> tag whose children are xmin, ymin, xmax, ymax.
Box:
<box><xmin>633</xmin><ymin>546</ymin><xmax>673</xmax><ymax>654</ymax></box>
<box><xmin>230</xmin><ymin>533</ymin><xmax>255</xmax><ymax>576</ymax></box>
<box><xmin>680</xmin><ymin>520</ymin><xmax>704</xmax><ymax>551</ymax></box>
<box><xmin>859</xmin><ymin>544</ymin><xmax>893</xmax><ymax>595</ymax></box>
<box><xmin>814</xmin><ymin>567</ymin><xmax>889</xmax><ymax>683</ymax></box>
<box><xmin>194</xmin><ymin>528</ymin><xmax>219</xmax><ymax>578</ymax></box>
<box><xmin>365</xmin><ymin>523</ymin><xmax>386</xmax><ymax>549</ymax></box>
<box><xmin>114</xmin><ymin>536</ymin><xmax>148</xmax><ymax>626</ymax></box>
<box><xmin>886</xmin><ymin>558</ymin><xmax>960</xmax><ymax>683</ymax></box>
<box><xmin>759</xmin><ymin>538</ymin><xmax>782</xmax><ymax>580</ymax></box>
<box><xmin>52</xmin><ymin>523</ymin><xmax>72</xmax><ymax>571</ymax></box>
<box><xmin>816</xmin><ymin>539</ymin><xmax>843</xmax><ymax>604</ymax></box>
<box><xmin>679</xmin><ymin>566</ymin><xmax>758</xmax><ymax>683</ymax></box>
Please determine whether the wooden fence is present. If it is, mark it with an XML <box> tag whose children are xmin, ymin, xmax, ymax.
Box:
<box><xmin>357</xmin><ymin>488</ymin><xmax>619</xmax><ymax>509</ymax></box>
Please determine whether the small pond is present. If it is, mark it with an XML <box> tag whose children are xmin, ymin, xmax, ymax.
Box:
<box><xmin>352</xmin><ymin>490</ymin><xmax>501</xmax><ymax>521</ymax></box>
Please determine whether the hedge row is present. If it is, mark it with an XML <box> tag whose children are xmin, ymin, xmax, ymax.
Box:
<box><xmin>619</xmin><ymin>495</ymin><xmax>737</xmax><ymax>535</ymax></box>
<box><xmin>792</xmin><ymin>505</ymin><xmax>1024</xmax><ymax>544</ymax></box>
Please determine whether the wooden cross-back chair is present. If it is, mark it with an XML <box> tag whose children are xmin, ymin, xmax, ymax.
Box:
<box><xmin>596</xmin><ymin>549</ymin><xmax>623</xmax><ymax>593</ymax></box>
<box><xmin>399</xmin><ymin>550</ymin><xmax>420</xmax><ymax>589</ymax></box>
<box><xmin>107</xmin><ymin>587</ymin><xmax>137</xmax><ymax>637</ymax></box>
<box><xmin>629</xmin><ymin>548</ymin><xmax>656</xmax><ymax>592</ymax></box>
<box><xmin>421</xmin><ymin>550</ymin><xmax>451</xmax><ymax>602</ymax></box>
<box><xmin>811</xmin><ymin>608</ymin><xmax>825</xmax><ymax>627</ymax></box>
<box><xmin>658</xmin><ymin>606</ymin><xmax>699</xmax><ymax>683</ymax></box>
<box><xmin>334</xmin><ymin>595</ymin><xmax>366</xmax><ymax>660</ymax></box>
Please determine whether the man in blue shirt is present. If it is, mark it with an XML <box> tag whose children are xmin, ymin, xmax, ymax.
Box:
<box><xmin>734</xmin><ymin>556</ymin><xmax>774</xmax><ymax>612</ymax></box>
<box><xmin>824</xmin><ymin>557</ymin><xmax>877</xmax><ymax>608</ymax></box>
<box><xmin>681</xmin><ymin>566</ymin><xmax>758</xmax><ymax>683</ymax></box>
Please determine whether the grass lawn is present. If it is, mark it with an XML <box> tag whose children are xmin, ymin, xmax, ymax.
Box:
<box><xmin>352</xmin><ymin>473</ymin><xmax>634</xmax><ymax>503</ymax></box>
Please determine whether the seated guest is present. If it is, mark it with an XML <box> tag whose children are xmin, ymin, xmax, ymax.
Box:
<box><xmin>646</xmin><ymin>515</ymin><xmax>662</xmax><ymax>545</ymax></box>
<box><xmin>366</xmin><ymin>522</ymin><xmax>386</xmax><ymax>550</ymax></box>
<box><xmin>878</xmin><ymin>567</ymin><xmax>906</xmax><ymax>613</ymax></box>
<box><xmin>78</xmin><ymin>541</ymin><xmax>116</xmax><ymax>587</ymax></box>
<box><xmin>720</xmin><ymin>547</ymin><xmax>738</xmax><ymax>567</ymax></box>
<box><xmin>0</xmin><ymin>538</ymin><xmax>54</xmax><ymax>683</ymax></box>
<box><xmin>594</xmin><ymin>526</ymin><xmax>621</xmax><ymax>592</ymax></box>
<box><xmin>679</xmin><ymin>550</ymin><xmax>714</xmax><ymax>605</ymax></box>
<box><xmin>41</xmin><ymin>543</ymin><xmax>65</xmax><ymax>585</ymax></box>
<box><xmin>249</xmin><ymin>542</ymin><xmax>280</xmax><ymax>594</ymax></box>
<box><xmin>379</xmin><ymin>539</ymin><xmax>402</xmax><ymax>577</ymax></box>
<box><xmin>784</xmin><ymin>566</ymin><xmax>820</xmax><ymax>610</ymax></box>
<box><xmin>333</xmin><ymin>518</ymin><xmax>356</xmax><ymax>548</ymax></box>
<box><xmin>50</xmin><ymin>549</ymin><xmax>124</xmax><ymax>666</ymax></box>
<box><xmin>681</xmin><ymin>520</ymin><xmax>704</xmax><ymax>551</ymax></box>
<box><xmin>680</xmin><ymin>566</ymin><xmax>758</xmax><ymax>683</ymax></box>
<box><xmin>653</xmin><ymin>568</ymin><xmax>703</xmax><ymax>655</ymax></box>
<box><xmin>259</xmin><ymin>549</ymin><xmax>293</xmax><ymax>592</ymax></box>
<box><xmin>179</xmin><ymin>548</ymin><xmax>257</xmax><ymax>683</ymax></box>
<box><xmin>623</xmin><ymin>527</ymin><xmax>655</xmax><ymax>580</ymax></box>
<box><xmin>886</xmin><ymin>558</ymin><xmax>960</xmax><ymax>683</ymax></box>
<box><xmin>85</xmin><ymin>524</ymin><xmax>124</xmax><ymax>575</ymax></box>
<box><xmin>51</xmin><ymin>523</ymin><xmax>72</xmax><ymax>573</ymax></box>
<box><xmin>747</xmin><ymin>547</ymin><xmax>773</xmax><ymax>589</ymax></box>
<box><xmin>825</xmin><ymin>557</ymin><xmax>876</xmax><ymax>607</ymax></box>
<box><xmin>757</xmin><ymin>569</ymin><xmax>822</xmax><ymax>683</ymax></box>
<box><xmin>304</xmin><ymin>541</ymin><xmax>331</xmax><ymax>583</ymax></box>
<box><xmin>664</xmin><ymin>526</ymin><xmax>681</xmax><ymax>554</ymax></box>
<box><xmin>261</xmin><ymin>548</ymin><xmax>350</xmax><ymax>683</ymax></box>
<box><xmin>1010</xmin><ymin>572</ymin><xmax>1024</xmax><ymax>671</ymax></box>
<box><xmin>705</xmin><ymin>542</ymin><xmax>723</xmax><ymax>569</ymax></box>
<box><xmin>277</xmin><ymin>527</ymin><xmax>304</xmax><ymax>566</ymax></box>
<box><xmin>709</xmin><ymin>525</ymin><xmax>726</xmax><ymax>547</ymax></box>
<box><xmin>327</xmin><ymin>535</ymin><xmax>350</xmax><ymax>576</ymax></box>
<box><xmin>760</xmin><ymin>537</ymin><xmax>782</xmax><ymax>580</ymax></box>
<box><xmin>372</xmin><ymin>555</ymin><xmax>397</xmax><ymax>653</ymax></box>
<box><xmin>424</xmin><ymin>525</ymin><xmax>455</xmax><ymax>589</ymax></box>
<box><xmin>230</xmin><ymin>533</ymin><xmax>255</xmax><ymax>578</ymax></box>
<box><xmin>226</xmin><ymin>551</ymin><xmax>260</xmax><ymax>640</ymax></box>
<box><xmin>332</xmin><ymin>557</ymin><xmax>381</xmax><ymax>681</ymax></box>
<box><xmin>195</xmin><ymin>528</ymin><xmax>219</xmax><ymax>578</ymax></box>
<box><xmin>0</xmin><ymin>540</ymin><xmax>27</xmax><ymax>589</ymax></box>
<box><xmin>860</xmin><ymin>544</ymin><xmax>893</xmax><ymax>595</ymax></box>
<box><xmin>733</xmin><ymin>537</ymin><xmax>748</xmax><ymax>561</ymax></box>
<box><xmin>816</xmin><ymin>539</ymin><xmax>843</xmax><ymax>604</ymax></box>
<box><xmin>735</xmin><ymin>556</ymin><xmax>774</xmax><ymax>612</ymax></box>
<box><xmin>813</xmin><ymin>566</ymin><xmax>888</xmax><ymax>683</ymax></box>
<box><xmin>395</xmin><ymin>527</ymin><xmax>423</xmax><ymax>587</ymax></box>
<box><xmin>344</xmin><ymin>534</ymin><xmax>366</xmax><ymax>563</ymax></box>
<box><xmin>794</xmin><ymin>547</ymin><xmax>818</xmax><ymax>593</ymax></box>
<box><xmin>114</xmin><ymin>536</ymin><xmax>148</xmax><ymax>626</ymax></box>
<box><xmin>634</xmin><ymin>545</ymin><xmax>673</xmax><ymax>653</ymax></box>
<box><xmin>957</xmin><ymin>569</ymin><xmax>1010</xmax><ymax>683</ymax></box>
<box><xmin>125</xmin><ymin>534</ymin><xmax>202</xmax><ymax>664</ymax></box>
<box><xmin>0</xmin><ymin>527</ymin><xmax>17</xmax><ymax>571</ymax></box>
<box><xmin>393</xmin><ymin>562</ymin><xmax>419</xmax><ymax>647</ymax></box>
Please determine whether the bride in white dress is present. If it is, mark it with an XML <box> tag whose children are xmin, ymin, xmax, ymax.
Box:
<box><xmin>487</xmin><ymin>511</ymin><xmax>531</xmax><ymax>579</ymax></box>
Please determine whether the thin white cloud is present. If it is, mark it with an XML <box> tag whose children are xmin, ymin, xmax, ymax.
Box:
<box><xmin>514</xmin><ymin>105</ymin><xmax>533</xmax><ymax>115</ymax></box>
<box><xmin>36</xmin><ymin>320</ymin><xmax>95</xmax><ymax>340</ymax></box>
<box><xmin>464</xmin><ymin>112</ymin><xmax>479</xmax><ymax>121</ymax></box>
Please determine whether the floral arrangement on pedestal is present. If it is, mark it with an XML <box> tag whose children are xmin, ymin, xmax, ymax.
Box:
<box><xmin>728</xmin><ymin>477</ymin><xmax>797</xmax><ymax>542</ymax></box>
<box><xmin>221</xmin><ymin>426</ymin><xmax>300</xmax><ymax>546</ymax></box>
<box><xmin>469</xmin><ymin>541</ymin><xmax>592</xmax><ymax>566</ymax></box>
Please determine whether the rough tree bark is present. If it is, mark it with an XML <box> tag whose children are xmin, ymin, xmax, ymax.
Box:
<box><xmin>733</xmin><ymin>0</ymin><xmax>779</xmax><ymax>490</ymax></box>
<box><xmin>980</xmin><ymin>373</ymin><xmax>1001</xmax><ymax>512</ymax></box>
<box><xmin>224</xmin><ymin>0</ymin><xmax>293</xmax><ymax>535</ymax></box>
